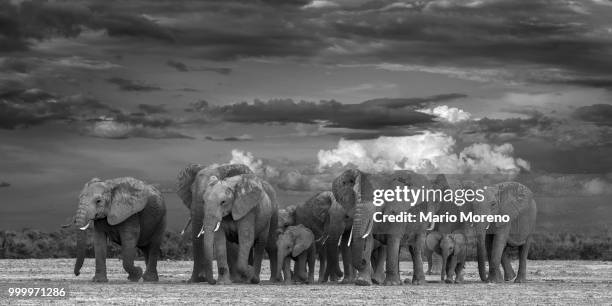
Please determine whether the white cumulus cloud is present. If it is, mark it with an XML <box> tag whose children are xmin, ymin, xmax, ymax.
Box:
<box><xmin>317</xmin><ymin>132</ymin><xmax>529</xmax><ymax>175</ymax></box>
<box><xmin>229</xmin><ymin>149</ymin><xmax>279</xmax><ymax>179</ymax></box>
<box><xmin>417</xmin><ymin>105</ymin><xmax>472</xmax><ymax>123</ymax></box>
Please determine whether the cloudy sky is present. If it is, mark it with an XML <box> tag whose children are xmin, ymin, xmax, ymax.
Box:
<box><xmin>1</xmin><ymin>0</ymin><xmax>612</xmax><ymax>230</ymax></box>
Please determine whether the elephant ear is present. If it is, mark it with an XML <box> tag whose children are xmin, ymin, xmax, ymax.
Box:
<box><xmin>311</xmin><ymin>191</ymin><xmax>334</xmax><ymax>223</ymax></box>
<box><xmin>231</xmin><ymin>175</ymin><xmax>266</xmax><ymax>220</ymax></box>
<box><xmin>452</xmin><ymin>233</ymin><xmax>466</xmax><ymax>249</ymax></box>
<box><xmin>425</xmin><ymin>231</ymin><xmax>442</xmax><ymax>254</ymax></box>
<box><xmin>292</xmin><ymin>226</ymin><xmax>314</xmax><ymax>257</ymax></box>
<box><xmin>107</xmin><ymin>178</ymin><xmax>149</xmax><ymax>225</ymax></box>
<box><xmin>496</xmin><ymin>182</ymin><xmax>533</xmax><ymax>227</ymax></box>
<box><xmin>177</xmin><ymin>164</ymin><xmax>206</xmax><ymax>208</ymax></box>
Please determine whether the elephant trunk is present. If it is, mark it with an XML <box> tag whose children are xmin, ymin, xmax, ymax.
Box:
<box><xmin>441</xmin><ymin>249</ymin><xmax>450</xmax><ymax>282</ymax></box>
<box><xmin>74</xmin><ymin>203</ymin><xmax>92</xmax><ymax>230</ymax></box>
<box><xmin>476</xmin><ymin>233</ymin><xmax>487</xmax><ymax>282</ymax></box>
<box><xmin>351</xmin><ymin>202</ymin><xmax>373</xmax><ymax>271</ymax></box>
<box><xmin>201</xmin><ymin>215</ymin><xmax>219</xmax><ymax>285</ymax></box>
<box><xmin>277</xmin><ymin>248</ymin><xmax>288</xmax><ymax>281</ymax></box>
<box><xmin>74</xmin><ymin>229</ymin><xmax>87</xmax><ymax>276</ymax></box>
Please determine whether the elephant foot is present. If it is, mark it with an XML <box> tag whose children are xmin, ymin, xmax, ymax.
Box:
<box><xmin>383</xmin><ymin>277</ymin><xmax>401</xmax><ymax>286</ymax></box>
<box><xmin>487</xmin><ymin>273</ymin><xmax>504</xmax><ymax>284</ymax></box>
<box><xmin>250</xmin><ymin>275</ymin><xmax>260</xmax><ymax>284</ymax></box>
<box><xmin>355</xmin><ymin>276</ymin><xmax>372</xmax><ymax>286</ymax></box>
<box><xmin>217</xmin><ymin>272</ymin><xmax>232</xmax><ymax>285</ymax></box>
<box><xmin>307</xmin><ymin>277</ymin><xmax>315</xmax><ymax>284</ymax></box>
<box><xmin>371</xmin><ymin>272</ymin><xmax>385</xmax><ymax>285</ymax></box>
<box><xmin>340</xmin><ymin>276</ymin><xmax>354</xmax><ymax>284</ymax></box>
<box><xmin>410</xmin><ymin>275</ymin><xmax>426</xmax><ymax>285</ymax></box>
<box><xmin>127</xmin><ymin>267</ymin><xmax>143</xmax><ymax>282</ymax></box>
<box><xmin>514</xmin><ymin>276</ymin><xmax>527</xmax><ymax>283</ymax></box>
<box><xmin>92</xmin><ymin>274</ymin><xmax>108</xmax><ymax>283</ymax></box>
<box><xmin>444</xmin><ymin>278</ymin><xmax>453</xmax><ymax>284</ymax></box>
<box><xmin>329</xmin><ymin>274</ymin><xmax>340</xmax><ymax>282</ymax></box>
<box><xmin>504</xmin><ymin>271</ymin><xmax>517</xmax><ymax>281</ymax></box>
<box><xmin>143</xmin><ymin>271</ymin><xmax>159</xmax><ymax>282</ymax></box>
<box><xmin>454</xmin><ymin>279</ymin><xmax>463</xmax><ymax>284</ymax></box>
<box><xmin>190</xmin><ymin>271</ymin><xmax>207</xmax><ymax>283</ymax></box>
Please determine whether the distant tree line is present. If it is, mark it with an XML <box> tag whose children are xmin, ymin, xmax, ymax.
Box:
<box><xmin>0</xmin><ymin>228</ymin><xmax>611</xmax><ymax>261</ymax></box>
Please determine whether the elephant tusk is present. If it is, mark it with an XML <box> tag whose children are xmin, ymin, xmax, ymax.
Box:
<box><xmin>485</xmin><ymin>223</ymin><xmax>490</xmax><ymax>230</ymax></box>
<box><xmin>214</xmin><ymin>222</ymin><xmax>221</xmax><ymax>232</ymax></box>
<box><xmin>79</xmin><ymin>221</ymin><xmax>91</xmax><ymax>231</ymax></box>
<box><xmin>180</xmin><ymin>217</ymin><xmax>191</xmax><ymax>236</ymax></box>
<box><xmin>197</xmin><ymin>225</ymin><xmax>205</xmax><ymax>238</ymax></box>
<box><xmin>347</xmin><ymin>225</ymin><xmax>353</xmax><ymax>247</ymax></box>
<box><xmin>427</xmin><ymin>221</ymin><xmax>435</xmax><ymax>231</ymax></box>
<box><xmin>61</xmin><ymin>223</ymin><xmax>71</xmax><ymax>229</ymax></box>
<box><xmin>337</xmin><ymin>236</ymin><xmax>342</xmax><ymax>247</ymax></box>
<box><xmin>362</xmin><ymin>221</ymin><xmax>373</xmax><ymax>239</ymax></box>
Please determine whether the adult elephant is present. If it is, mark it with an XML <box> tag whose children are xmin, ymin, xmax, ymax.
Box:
<box><xmin>72</xmin><ymin>177</ymin><xmax>166</xmax><ymax>282</ymax></box>
<box><xmin>293</xmin><ymin>191</ymin><xmax>346</xmax><ymax>283</ymax></box>
<box><xmin>474</xmin><ymin>181</ymin><xmax>537</xmax><ymax>283</ymax></box>
<box><xmin>332</xmin><ymin>169</ymin><xmax>434</xmax><ymax>286</ymax></box>
<box><xmin>200</xmin><ymin>173</ymin><xmax>278</xmax><ymax>284</ymax></box>
<box><xmin>176</xmin><ymin>163</ymin><xmax>253</xmax><ymax>283</ymax></box>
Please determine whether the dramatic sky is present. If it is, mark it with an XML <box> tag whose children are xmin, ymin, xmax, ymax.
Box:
<box><xmin>1</xmin><ymin>0</ymin><xmax>612</xmax><ymax>230</ymax></box>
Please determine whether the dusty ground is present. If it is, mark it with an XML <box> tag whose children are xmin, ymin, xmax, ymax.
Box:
<box><xmin>0</xmin><ymin>259</ymin><xmax>611</xmax><ymax>305</ymax></box>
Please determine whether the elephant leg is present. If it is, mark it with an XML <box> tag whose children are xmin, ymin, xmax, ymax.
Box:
<box><xmin>384</xmin><ymin>236</ymin><xmax>401</xmax><ymax>285</ymax></box>
<box><xmin>237</xmin><ymin>217</ymin><xmax>256</xmax><ymax>282</ymax></box>
<box><xmin>340</xmin><ymin>236</ymin><xmax>354</xmax><ymax>284</ymax></box>
<box><xmin>409</xmin><ymin>233</ymin><xmax>427</xmax><ymax>285</ymax></box>
<box><xmin>502</xmin><ymin>246</ymin><xmax>516</xmax><ymax>281</ymax></box>
<box><xmin>487</xmin><ymin>232</ymin><xmax>508</xmax><ymax>283</ymax></box>
<box><xmin>92</xmin><ymin>228</ymin><xmax>108</xmax><ymax>282</ymax></box>
<box><xmin>251</xmin><ymin>237</ymin><xmax>266</xmax><ymax>284</ymax></box>
<box><xmin>143</xmin><ymin>225</ymin><xmax>163</xmax><ymax>282</ymax></box>
<box><xmin>426</xmin><ymin>251</ymin><xmax>432</xmax><ymax>274</ymax></box>
<box><xmin>371</xmin><ymin>245</ymin><xmax>386</xmax><ymax>285</ymax></box>
<box><xmin>454</xmin><ymin>261</ymin><xmax>465</xmax><ymax>284</ymax></box>
<box><xmin>226</xmin><ymin>241</ymin><xmax>241</xmax><ymax>282</ymax></box>
<box><xmin>515</xmin><ymin>237</ymin><xmax>531</xmax><ymax>283</ymax></box>
<box><xmin>354</xmin><ymin>237</ymin><xmax>374</xmax><ymax>286</ymax></box>
<box><xmin>190</xmin><ymin>206</ymin><xmax>207</xmax><ymax>283</ymax></box>
<box><xmin>119</xmin><ymin>229</ymin><xmax>143</xmax><ymax>282</ymax></box>
<box><xmin>445</xmin><ymin>256</ymin><xmax>457</xmax><ymax>284</ymax></box>
<box><xmin>266</xmin><ymin>238</ymin><xmax>280</xmax><ymax>283</ymax></box>
<box><xmin>214</xmin><ymin>231</ymin><xmax>231</xmax><ymax>284</ymax></box>
<box><xmin>295</xmin><ymin>253</ymin><xmax>308</xmax><ymax>282</ymax></box>
<box><xmin>307</xmin><ymin>246</ymin><xmax>316</xmax><ymax>284</ymax></box>
<box><xmin>318</xmin><ymin>245</ymin><xmax>327</xmax><ymax>283</ymax></box>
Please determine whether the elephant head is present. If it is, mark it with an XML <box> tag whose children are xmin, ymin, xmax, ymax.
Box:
<box><xmin>73</xmin><ymin>177</ymin><xmax>156</xmax><ymax>276</ymax></box>
<box><xmin>426</xmin><ymin>231</ymin><xmax>466</xmax><ymax>281</ymax></box>
<box><xmin>276</xmin><ymin>225</ymin><xmax>314</xmax><ymax>281</ymax></box>
<box><xmin>198</xmin><ymin>174</ymin><xmax>269</xmax><ymax>275</ymax></box>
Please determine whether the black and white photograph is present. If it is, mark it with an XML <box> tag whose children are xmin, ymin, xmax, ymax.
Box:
<box><xmin>1</xmin><ymin>0</ymin><xmax>611</xmax><ymax>304</ymax></box>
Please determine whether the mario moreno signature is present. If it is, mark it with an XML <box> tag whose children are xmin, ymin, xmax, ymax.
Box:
<box><xmin>372</xmin><ymin>212</ymin><xmax>510</xmax><ymax>223</ymax></box>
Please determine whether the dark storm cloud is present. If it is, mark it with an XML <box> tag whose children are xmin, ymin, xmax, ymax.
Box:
<box><xmin>204</xmin><ymin>134</ymin><xmax>253</xmax><ymax>142</ymax></box>
<box><xmin>199</xmin><ymin>96</ymin><xmax>457</xmax><ymax>129</ymax></box>
<box><xmin>106</xmin><ymin>77</ymin><xmax>161</xmax><ymax>91</ymax></box>
<box><xmin>0</xmin><ymin>85</ymin><xmax>190</xmax><ymax>139</ymax></box>
<box><xmin>573</xmin><ymin>104</ymin><xmax>612</xmax><ymax>126</ymax></box>
<box><xmin>166</xmin><ymin>60</ymin><xmax>232</xmax><ymax>75</ymax></box>
<box><xmin>137</xmin><ymin>104</ymin><xmax>167</xmax><ymax>114</ymax></box>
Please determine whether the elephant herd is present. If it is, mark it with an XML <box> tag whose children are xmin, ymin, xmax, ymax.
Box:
<box><xmin>68</xmin><ymin>164</ymin><xmax>537</xmax><ymax>286</ymax></box>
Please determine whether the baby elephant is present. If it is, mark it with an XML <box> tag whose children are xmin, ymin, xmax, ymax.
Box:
<box><xmin>426</xmin><ymin>231</ymin><xmax>467</xmax><ymax>283</ymax></box>
<box><xmin>276</xmin><ymin>225</ymin><xmax>316</xmax><ymax>284</ymax></box>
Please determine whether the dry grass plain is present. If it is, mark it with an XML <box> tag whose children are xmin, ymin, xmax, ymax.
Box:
<box><xmin>1</xmin><ymin>259</ymin><xmax>611</xmax><ymax>305</ymax></box>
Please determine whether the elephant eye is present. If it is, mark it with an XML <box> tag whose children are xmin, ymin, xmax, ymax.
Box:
<box><xmin>95</xmin><ymin>199</ymin><xmax>102</xmax><ymax>205</ymax></box>
<box><xmin>220</xmin><ymin>200</ymin><xmax>226</xmax><ymax>205</ymax></box>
